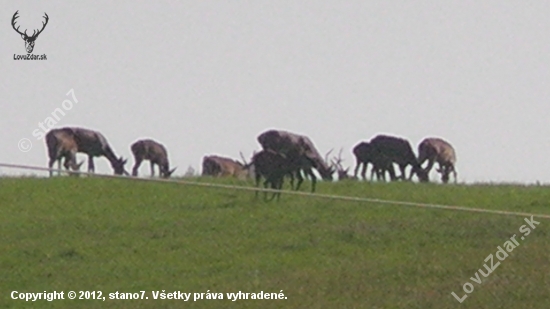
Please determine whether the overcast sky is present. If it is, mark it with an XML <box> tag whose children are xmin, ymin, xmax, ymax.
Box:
<box><xmin>2</xmin><ymin>1</ymin><xmax>549</xmax><ymax>183</ymax></box>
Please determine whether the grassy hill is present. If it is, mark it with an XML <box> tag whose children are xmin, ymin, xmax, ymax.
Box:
<box><xmin>1</xmin><ymin>177</ymin><xmax>549</xmax><ymax>308</ymax></box>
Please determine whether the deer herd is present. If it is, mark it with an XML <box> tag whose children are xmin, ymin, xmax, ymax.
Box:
<box><xmin>45</xmin><ymin>127</ymin><xmax>457</xmax><ymax>200</ymax></box>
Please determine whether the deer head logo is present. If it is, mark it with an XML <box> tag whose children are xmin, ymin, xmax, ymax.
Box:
<box><xmin>11</xmin><ymin>11</ymin><xmax>49</xmax><ymax>54</ymax></box>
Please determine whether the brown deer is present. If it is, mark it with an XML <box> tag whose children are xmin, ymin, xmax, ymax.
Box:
<box><xmin>201</xmin><ymin>155</ymin><xmax>250</xmax><ymax>179</ymax></box>
<box><xmin>45</xmin><ymin>128</ymin><xmax>84</xmax><ymax>177</ymax></box>
<box><xmin>130</xmin><ymin>139</ymin><xmax>176</xmax><ymax>178</ymax></box>
<box><xmin>58</xmin><ymin>127</ymin><xmax>128</xmax><ymax>175</ymax></box>
<box><xmin>417</xmin><ymin>137</ymin><xmax>457</xmax><ymax>183</ymax></box>
<box><xmin>11</xmin><ymin>11</ymin><xmax>48</xmax><ymax>53</ymax></box>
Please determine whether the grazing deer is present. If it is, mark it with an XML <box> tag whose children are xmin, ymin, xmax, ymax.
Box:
<box><xmin>11</xmin><ymin>11</ymin><xmax>48</xmax><ymax>53</ymax></box>
<box><xmin>57</xmin><ymin>127</ymin><xmax>128</xmax><ymax>175</ymax></box>
<box><xmin>130</xmin><ymin>139</ymin><xmax>176</xmax><ymax>178</ymax></box>
<box><xmin>201</xmin><ymin>155</ymin><xmax>250</xmax><ymax>179</ymax></box>
<box><xmin>352</xmin><ymin>142</ymin><xmax>396</xmax><ymax>181</ymax></box>
<box><xmin>45</xmin><ymin>128</ymin><xmax>84</xmax><ymax>177</ymax></box>
<box><xmin>257</xmin><ymin>129</ymin><xmax>335</xmax><ymax>181</ymax></box>
<box><xmin>250</xmin><ymin>149</ymin><xmax>302</xmax><ymax>201</ymax></box>
<box><xmin>418</xmin><ymin>137</ymin><xmax>457</xmax><ymax>183</ymax></box>
<box><xmin>369</xmin><ymin>135</ymin><xmax>428</xmax><ymax>182</ymax></box>
<box><xmin>287</xmin><ymin>151</ymin><xmax>319</xmax><ymax>192</ymax></box>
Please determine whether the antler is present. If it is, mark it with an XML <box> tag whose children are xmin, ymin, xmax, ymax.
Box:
<box><xmin>331</xmin><ymin>147</ymin><xmax>346</xmax><ymax>171</ymax></box>
<box><xmin>239</xmin><ymin>151</ymin><xmax>248</xmax><ymax>166</ymax></box>
<box><xmin>11</xmin><ymin>11</ymin><xmax>49</xmax><ymax>39</ymax></box>
<box><xmin>11</xmin><ymin>11</ymin><xmax>26</xmax><ymax>36</ymax></box>
<box><xmin>331</xmin><ymin>147</ymin><xmax>354</xmax><ymax>179</ymax></box>
<box><xmin>30</xmin><ymin>12</ymin><xmax>49</xmax><ymax>38</ymax></box>
<box><xmin>324</xmin><ymin>148</ymin><xmax>334</xmax><ymax>164</ymax></box>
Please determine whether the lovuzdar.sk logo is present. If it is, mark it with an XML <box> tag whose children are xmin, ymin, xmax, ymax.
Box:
<box><xmin>11</xmin><ymin>10</ymin><xmax>48</xmax><ymax>60</ymax></box>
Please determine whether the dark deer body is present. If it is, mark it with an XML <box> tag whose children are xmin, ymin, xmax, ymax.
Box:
<box><xmin>131</xmin><ymin>139</ymin><xmax>176</xmax><ymax>178</ymax></box>
<box><xmin>201</xmin><ymin>155</ymin><xmax>249</xmax><ymax>179</ymax></box>
<box><xmin>257</xmin><ymin>129</ymin><xmax>334</xmax><ymax>188</ymax></box>
<box><xmin>418</xmin><ymin>137</ymin><xmax>457</xmax><ymax>183</ymax></box>
<box><xmin>58</xmin><ymin>127</ymin><xmax>128</xmax><ymax>175</ymax></box>
<box><xmin>45</xmin><ymin>128</ymin><xmax>83</xmax><ymax>177</ymax></box>
<box><xmin>11</xmin><ymin>11</ymin><xmax>48</xmax><ymax>53</ymax></box>
<box><xmin>369</xmin><ymin>135</ymin><xmax>428</xmax><ymax>182</ymax></box>
<box><xmin>352</xmin><ymin>142</ymin><xmax>396</xmax><ymax>181</ymax></box>
<box><xmin>251</xmin><ymin>150</ymin><xmax>303</xmax><ymax>201</ymax></box>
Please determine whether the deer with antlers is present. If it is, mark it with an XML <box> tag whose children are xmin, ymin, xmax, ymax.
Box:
<box><xmin>11</xmin><ymin>11</ymin><xmax>49</xmax><ymax>53</ymax></box>
<box><xmin>257</xmin><ymin>129</ymin><xmax>335</xmax><ymax>181</ymax></box>
<box><xmin>201</xmin><ymin>153</ymin><xmax>251</xmax><ymax>180</ymax></box>
<box><xmin>331</xmin><ymin>148</ymin><xmax>357</xmax><ymax>180</ymax></box>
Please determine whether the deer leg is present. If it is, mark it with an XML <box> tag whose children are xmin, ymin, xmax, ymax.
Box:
<box><xmin>353</xmin><ymin>161</ymin><xmax>361</xmax><ymax>179</ymax></box>
<box><xmin>269</xmin><ymin>178</ymin><xmax>279</xmax><ymax>201</ymax></box>
<box><xmin>263</xmin><ymin>179</ymin><xmax>271</xmax><ymax>201</ymax></box>
<box><xmin>278</xmin><ymin>176</ymin><xmax>284</xmax><ymax>200</ymax></box>
<box><xmin>288</xmin><ymin>172</ymin><xmax>295</xmax><ymax>190</ymax></box>
<box><xmin>88</xmin><ymin>155</ymin><xmax>94</xmax><ymax>173</ymax></box>
<box><xmin>401</xmin><ymin>164</ymin><xmax>410</xmax><ymax>180</ymax></box>
<box><xmin>370</xmin><ymin>164</ymin><xmax>377</xmax><ymax>181</ymax></box>
<box><xmin>361</xmin><ymin>163</ymin><xmax>368</xmax><ymax>180</ymax></box>
<box><xmin>388</xmin><ymin>164</ymin><xmax>397</xmax><ymax>181</ymax></box>
<box><xmin>254</xmin><ymin>173</ymin><xmax>262</xmax><ymax>199</ymax></box>
<box><xmin>295</xmin><ymin>170</ymin><xmax>304</xmax><ymax>191</ymax></box>
<box><xmin>63</xmin><ymin>155</ymin><xmax>70</xmax><ymax>170</ymax></box>
<box><xmin>132</xmin><ymin>157</ymin><xmax>142</xmax><ymax>177</ymax></box>
<box><xmin>408</xmin><ymin>165</ymin><xmax>416</xmax><ymax>181</ymax></box>
<box><xmin>424</xmin><ymin>158</ymin><xmax>435</xmax><ymax>178</ymax></box>
<box><xmin>377</xmin><ymin>168</ymin><xmax>385</xmax><ymax>182</ymax></box>
<box><xmin>48</xmin><ymin>157</ymin><xmax>57</xmax><ymax>177</ymax></box>
<box><xmin>54</xmin><ymin>156</ymin><xmax>63</xmax><ymax>176</ymax></box>
<box><xmin>304</xmin><ymin>168</ymin><xmax>316</xmax><ymax>192</ymax></box>
<box><xmin>453</xmin><ymin>167</ymin><xmax>458</xmax><ymax>183</ymax></box>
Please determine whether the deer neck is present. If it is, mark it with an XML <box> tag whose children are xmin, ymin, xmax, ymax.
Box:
<box><xmin>103</xmin><ymin>146</ymin><xmax>119</xmax><ymax>164</ymax></box>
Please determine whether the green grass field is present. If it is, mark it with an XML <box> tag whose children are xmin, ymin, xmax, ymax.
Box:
<box><xmin>1</xmin><ymin>177</ymin><xmax>549</xmax><ymax>308</ymax></box>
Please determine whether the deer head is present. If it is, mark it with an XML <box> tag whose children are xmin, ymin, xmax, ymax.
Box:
<box><xmin>111</xmin><ymin>157</ymin><xmax>128</xmax><ymax>175</ymax></box>
<box><xmin>67</xmin><ymin>160</ymin><xmax>84</xmax><ymax>177</ymax></box>
<box><xmin>161</xmin><ymin>167</ymin><xmax>177</xmax><ymax>178</ymax></box>
<box><xmin>319</xmin><ymin>148</ymin><xmax>335</xmax><ymax>180</ymax></box>
<box><xmin>331</xmin><ymin>148</ymin><xmax>355</xmax><ymax>180</ymax></box>
<box><xmin>12</xmin><ymin>11</ymin><xmax>49</xmax><ymax>53</ymax></box>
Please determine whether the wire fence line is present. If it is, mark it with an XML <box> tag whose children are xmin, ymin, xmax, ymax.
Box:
<box><xmin>1</xmin><ymin>162</ymin><xmax>550</xmax><ymax>220</ymax></box>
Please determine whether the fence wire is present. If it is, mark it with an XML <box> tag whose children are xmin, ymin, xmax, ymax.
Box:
<box><xmin>1</xmin><ymin>162</ymin><xmax>550</xmax><ymax>220</ymax></box>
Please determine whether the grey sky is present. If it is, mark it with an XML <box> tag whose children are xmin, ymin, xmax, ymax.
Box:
<box><xmin>2</xmin><ymin>1</ymin><xmax>549</xmax><ymax>183</ymax></box>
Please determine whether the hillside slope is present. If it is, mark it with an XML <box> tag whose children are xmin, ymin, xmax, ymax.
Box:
<box><xmin>1</xmin><ymin>177</ymin><xmax>549</xmax><ymax>308</ymax></box>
